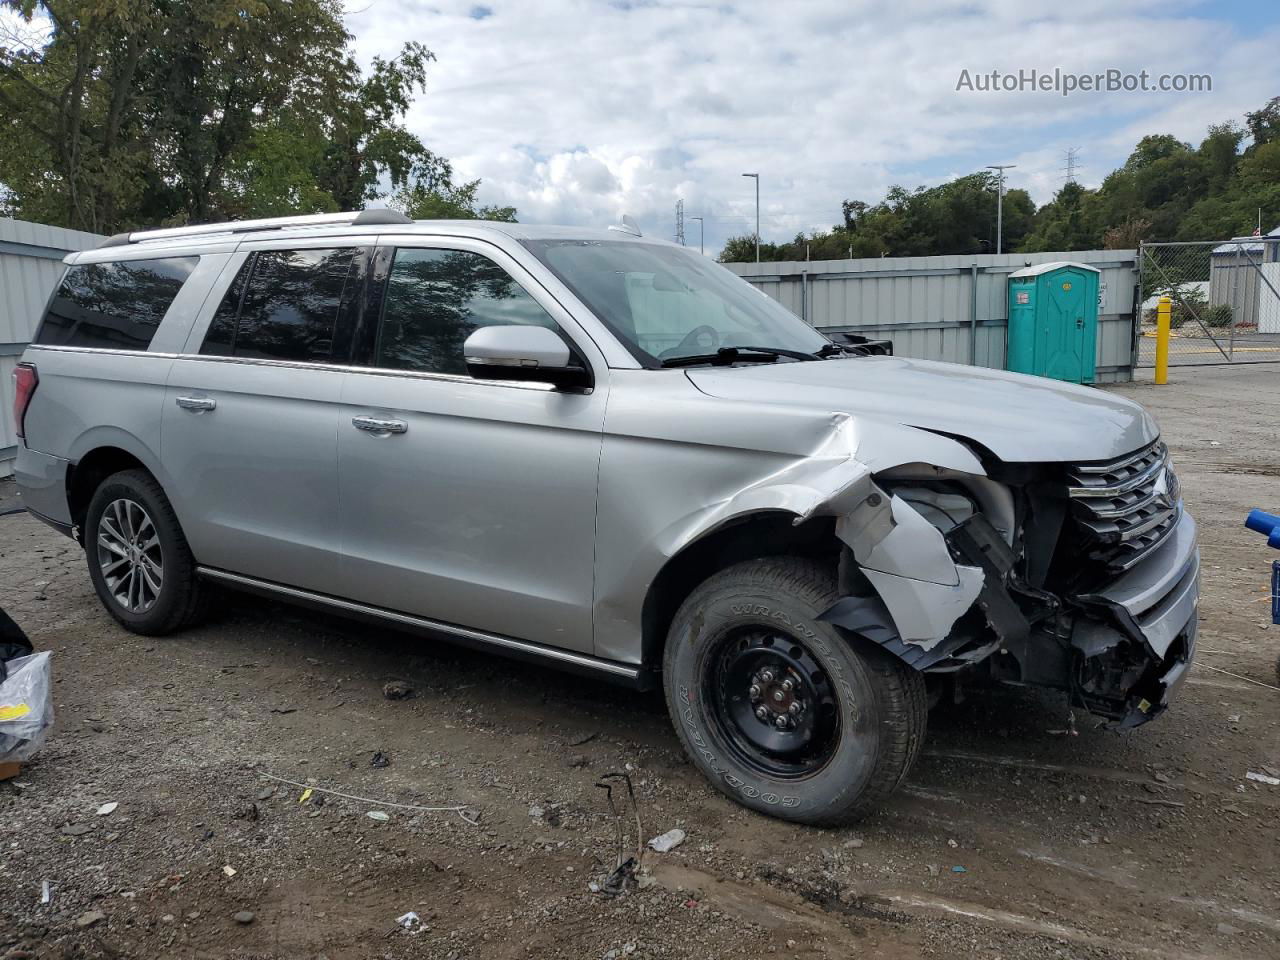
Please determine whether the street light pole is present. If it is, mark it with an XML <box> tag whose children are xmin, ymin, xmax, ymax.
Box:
<box><xmin>986</xmin><ymin>164</ymin><xmax>1015</xmax><ymax>254</ymax></box>
<box><xmin>742</xmin><ymin>172</ymin><xmax>759</xmax><ymax>262</ymax></box>
<box><xmin>689</xmin><ymin>216</ymin><xmax>704</xmax><ymax>255</ymax></box>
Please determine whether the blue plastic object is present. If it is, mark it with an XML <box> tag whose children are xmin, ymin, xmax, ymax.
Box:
<box><xmin>1244</xmin><ymin>510</ymin><xmax>1280</xmax><ymax>625</ymax></box>
<box><xmin>1245</xmin><ymin>509</ymin><xmax>1280</xmax><ymax>550</ymax></box>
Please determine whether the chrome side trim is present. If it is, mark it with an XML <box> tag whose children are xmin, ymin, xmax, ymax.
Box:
<box><xmin>23</xmin><ymin>344</ymin><xmax>182</xmax><ymax>360</ymax></box>
<box><xmin>172</xmin><ymin>353</ymin><xmax>562</xmax><ymax>390</ymax></box>
<box><xmin>195</xmin><ymin>567</ymin><xmax>644</xmax><ymax>685</ymax></box>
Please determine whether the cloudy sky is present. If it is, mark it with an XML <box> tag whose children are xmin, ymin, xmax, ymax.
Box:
<box><xmin>347</xmin><ymin>0</ymin><xmax>1280</xmax><ymax>252</ymax></box>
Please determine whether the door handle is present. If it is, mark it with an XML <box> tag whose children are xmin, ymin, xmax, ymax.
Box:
<box><xmin>175</xmin><ymin>396</ymin><xmax>216</xmax><ymax>412</ymax></box>
<box><xmin>352</xmin><ymin>415</ymin><xmax>408</xmax><ymax>435</ymax></box>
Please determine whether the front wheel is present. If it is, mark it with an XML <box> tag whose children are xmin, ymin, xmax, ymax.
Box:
<box><xmin>663</xmin><ymin>557</ymin><xmax>926</xmax><ymax>825</ymax></box>
<box><xmin>84</xmin><ymin>469</ymin><xmax>207</xmax><ymax>635</ymax></box>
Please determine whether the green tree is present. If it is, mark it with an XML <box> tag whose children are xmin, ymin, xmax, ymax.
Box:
<box><xmin>0</xmin><ymin>1</ymin><xmax>510</xmax><ymax>231</ymax></box>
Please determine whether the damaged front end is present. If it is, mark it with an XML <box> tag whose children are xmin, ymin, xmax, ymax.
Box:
<box><xmin>818</xmin><ymin>441</ymin><xmax>1199</xmax><ymax>729</ymax></box>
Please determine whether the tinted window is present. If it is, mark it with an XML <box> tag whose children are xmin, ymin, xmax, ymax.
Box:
<box><xmin>376</xmin><ymin>248</ymin><xmax>557</xmax><ymax>375</ymax></box>
<box><xmin>35</xmin><ymin>257</ymin><xmax>198</xmax><ymax>350</ymax></box>
<box><xmin>200</xmin><ymin>248</ymin><xmax>357</xmax><ymax>363</ymax></box>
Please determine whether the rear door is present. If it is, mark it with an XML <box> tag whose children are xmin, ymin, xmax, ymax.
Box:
<box><xmin>335</xmin><ymin>237</ymin><xmax>608</xmax><ymax>653</ymax></box>
<box><xmin>162</xmin><ymin>241</ymin><xmax>371</xmax><ymax>595</ymax></box>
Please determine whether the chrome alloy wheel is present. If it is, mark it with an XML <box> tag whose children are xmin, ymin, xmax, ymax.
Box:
<box><xmin>96</xmin><ymin>497</ymin><xmax>164</xmax><ymax>613</ymax></box>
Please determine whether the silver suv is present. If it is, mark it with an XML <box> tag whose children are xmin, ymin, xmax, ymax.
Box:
<box><xmin>12</xmin><ymin>210</ymin><xmax>1198</xmax><ymax>824</ymax></box>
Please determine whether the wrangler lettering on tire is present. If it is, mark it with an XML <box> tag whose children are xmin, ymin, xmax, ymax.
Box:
<box><xmin>663</xmin><ymin>556</ymin><xmax>927</xmax><ymax>825</ymax></box>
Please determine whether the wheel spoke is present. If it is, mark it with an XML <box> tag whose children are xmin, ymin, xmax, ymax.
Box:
<box><xmin>98</xmin><ymin>533</ymin><xmax>128</xmax><ymax>558</ymax></box>
<box><xmin>101</xmin><ymin>556</ymin><xmax>130</xmax><ymax>577</ymax></box>
<box><xmin>140</xmin><ymin>564</ymin><xmax>161</xmax><ymax>599</ymax></box>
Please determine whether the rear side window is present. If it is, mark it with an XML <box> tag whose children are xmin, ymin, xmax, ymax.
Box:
<box><xmin>201</xmin><ymin>248</ymin><xmax>358</xmax><ymax>363</ymax></box>
<box><xmin>375</xmin><ymin>248</ymin><xmax>558</xmax><ymax>375</ymax></box>
<box><xmin>35</xmin><ymin>257</ymin><xmax>198</xmax><ymax>351</ymax></box>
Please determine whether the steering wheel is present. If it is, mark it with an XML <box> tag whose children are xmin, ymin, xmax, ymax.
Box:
<box><xmin>658</xmin><ymin>324</ymin><xmax>720</xmax><ymax>360</ymax></box>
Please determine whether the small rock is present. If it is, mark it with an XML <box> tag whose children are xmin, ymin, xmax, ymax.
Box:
<box><xmin>75</xmin><ymin>910</ymin><xmax>105</xmax><ymax>929</ymax></box>
<box><xmin>1216</xmin><ymin>922</ymin><xmax>1240</xmax><ymax>935</ymax></box>
<box><xmin>843</xmin><ymin>837</ymin><xmax>864</xmax><ymax>849</ymax></box>
<box><xmin>1153</xmin><ymin>772</ymin><xmax>1171</xmax><ymax>784</ymax></box>
<box><xmin>947</xmin><ymin>838</ymin><xmax>958</xmax><ymax>848</ymax></box>
<box><xmin>95</xmin><ymin>802</ymin><xmax>119</xmax><ymax>816</ymax></box>
<box><xmin>529</xmin><ymin>805</ymin><xmax>545</xmax><ymax>819</ymax></box>
<box><xmin>382</xmin><ymin>680</ymin><xmax>413</xmax><ymax>700</ymax></box>
<box><xmin>60</xmin><ymin>824</ymin><xmax>92</xmax><ymax>837</ymax></box>
<box><xmin>255</xmin><ymin>787</ymin><xmax>274</xmax><ymax>801</ymax></box>
<box><xmin>160</xmin><ymin>914</ymin><xmax>175</xmax><ymax>923</ymax></box>
<box><xmin>926</xmin><ymin>864</ymin><xmax>939</xmax><ymax>877</ymax></box>
<box><xmin>567</xmin><ymin>754</ymin><xmax>589</xmax><ymax>769</ymax></box>
<box><xmin>233</xmin><ymin>911</ymin><xmax>256</xmax><ymax>925</ymax></box>
<box><xmin>366</xmin><ymin>811</ymin><xmax>390</xmax><ymax>822</ymax></box>
<box><xmin>370</xmin><ymin>751</ymin><xmax>390</xmax><ymax>768</ymax></box>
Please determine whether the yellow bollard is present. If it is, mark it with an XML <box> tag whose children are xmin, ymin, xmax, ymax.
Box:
<box><xmin>1154</xmin><ymin>295</ymin><xmax>1171</xmax><ymax>385</ymax></box>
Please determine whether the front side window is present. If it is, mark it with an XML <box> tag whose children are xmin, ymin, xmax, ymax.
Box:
<box><xmin>375</xmin><ymin>248</ymin><xmax>558</xmax><ymax>375</ymax></box>
<box><xmin>35</xmin><ymin>257</ymin><xmax>198</xmax><ymax>350</ymax></box>
<box><xmin>522</xmin><ymin>240</ymin><xmax>829</xmax><ymax>365</ymax></box>
<box><xmin>200</xmin><ymin>248</ymin><xmax>357</xmax><ymax>362</ymax></box>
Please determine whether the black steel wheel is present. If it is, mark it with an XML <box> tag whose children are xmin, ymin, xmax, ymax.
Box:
<box><xmin>663</xmin><ymin>556</ymin><xmax>927</xmax><ymax>825</ymax></box>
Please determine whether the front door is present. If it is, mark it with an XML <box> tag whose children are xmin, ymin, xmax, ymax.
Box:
<box><xmin>336</xmin><ymin>239</ymin><xmax>607</xmax><ymax>653</ymax></box>
<box><xmin>162</xmin><ymin>244</ymin><xmax>367</xmax><ymax>596</ymax></box>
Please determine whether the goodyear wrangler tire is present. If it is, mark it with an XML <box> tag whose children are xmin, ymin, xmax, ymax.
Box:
<box><xmin>663</xmin><ymin>556</ymin><xmax>926</xmax><ymax>825</ymax></box>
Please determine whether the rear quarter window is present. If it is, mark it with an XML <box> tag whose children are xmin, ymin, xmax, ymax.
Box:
<box><xmin>35</xmin><ymin>257</ymin><xmax>199</xmax><ymax>351</ymax></box>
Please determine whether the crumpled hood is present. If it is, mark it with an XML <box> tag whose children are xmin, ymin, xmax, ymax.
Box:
<box><xmin>685</xmin><ymin>355</ymin><xmax>1158</xmax><ymax>463</ymax></box>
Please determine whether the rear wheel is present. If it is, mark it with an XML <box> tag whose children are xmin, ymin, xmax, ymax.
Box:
<box><xmin>84</xmin><ymin>469</ymin><xmax>206</xmax><ymax>635</ymax></box>
<box><xmin>663</xmin><ymin>556</ymin><xmax>926</xmax><ymax>825</ymax></box>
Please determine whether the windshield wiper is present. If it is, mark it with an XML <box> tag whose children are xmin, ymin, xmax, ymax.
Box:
<box><xmin>660</xmin><ymin>346</ymin><xmax>821</xmax><ymax>368</ymax></box>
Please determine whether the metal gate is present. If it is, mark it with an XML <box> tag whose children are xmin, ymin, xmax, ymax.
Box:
<box><xmin>1138</xmin><ymin>238</ymin><xmax>1280</xmax><ymax>366</ymax></box>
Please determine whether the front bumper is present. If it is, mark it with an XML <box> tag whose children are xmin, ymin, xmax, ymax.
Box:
<box><xmin>1070</xmin><ymin>507</ymin><xmax>1199</xmax><ymax>727</ymax></box>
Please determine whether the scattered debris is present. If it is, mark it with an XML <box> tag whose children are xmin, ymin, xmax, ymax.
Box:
<box><xmin>255</xmin><ymin>787</ymin><xmax>274</xmax><ymax>801</ymax></box>
<box><xmin>233</xmin><ymin>911</ymin><xmax>256</xmax><ymax>925</ymax></box>
<box><xmin>1152</xmin><ymin>772</ymin><xmax>1172</xmax><ymax>784</ymax></box>
<box><xmin>843</xmin><ymin>837</ymin><xmax>864</xmax><ymax>849</ymax></box>
<box><xmin>952</xmin><ymin>866</ymin><xmax>967</xmax><ymax>874</ymax></box>
<box><xmin>1133</xmin><ymin>796</ymin><xmax>1185</xmax><ymax>808</ymax></box>
<box><xmin>595</xmin><ymin>772</ymin><xmax>643</xmax><ymax>898</ymax></box>
<box><xmin>257</xmin><ymin>770</ymin><xmax>474</xmax><ymax>823</ymax></box>
<box><xmin>1246</xmin><ymin>770</ymin><xmax>1280</xmax><ymax>786</ymax></box>
<box><xmin>1216</xmin><ymin>922</ymin><xmax>1241</xmax><ymax>935</ymax></box>
<box><xmin>60</xmin><ymin>823</ymin><xmax>92</xmax><ymax>837</ymax></box>
<box><xmin>1198</xmin><ymin>663</ymin><xmax>1280</xmax><ymax>690</ymax></box>
<box><xmin>40</xmin><ymin>880</ymin><xmax>52</xmax><ymax>904</ymax></box>
<box><xmin>529</xmin><ymin>804</ymin><xmax>545</xmax><ymax>819</ymax></box>
<box><xmin>396</xmin><ymin>911</ymin><xmax>425</xmax><ymax>934</ymax></box>
<box><xmin>269</xmin><ymin>707</ymin><xmax>297</xmax><ymax>715</ymax></box>
<box><xmin>222</xmin><ymin>865</ymin><xmax>237</xmax><ymax>878</ymax></box>
<box><xmin>370</xmin><ymin>751</ymin><xmax>390</xmax><ymax>768</ymax></box>
<box><xmin>382</xmin><ymin>680</ymin><xmax>414</xmax><ymax>700</ymax></box>
<box><xmin>95</xmin><ymin>802</ymin><xmax>118</xmax><ymax>816</ymax></box>
<box><xmin>75</xmin><ymin>910</ymin><xmax>105</xmax><ymax>929</ymax></box>
<box><xmin>569</xmin><ymin>731</ymin><xmax>599</xmax><ymax>746</ymax></box>
<box><xmin>648</xmin><ymin>828</ymin><xmax>686</xmax><ymax>853</ymax></box>
<box><xmin>298</xmin><ymin>788</ymin><xmax>313</xmax><ymax>804</ymax></box>
<box><xmin>926</xmin><ymin>865</ymin><xmax>939</xmax><ymax>877</ymax></box>
<box><xmin>367</xmin><ymin>810</ymin><xmax>391</xmax><ymax>821</ymax></box>
<box><xmin>567</xmin><ymin>754</ymin><xmax>589</xmax><ymax>768</ymax></box>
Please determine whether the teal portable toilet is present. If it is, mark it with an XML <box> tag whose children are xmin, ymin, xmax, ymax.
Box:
<box><xmin>1006</xmin><ymin>261</ymin><xmax>1101</xmax><ymax>384</ymax></box>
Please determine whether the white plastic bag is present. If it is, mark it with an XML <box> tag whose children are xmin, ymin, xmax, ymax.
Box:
<box><xmin>0</xmin><ymin>651</ymin><xmax>53</xmax><ymax>764</ymax></box>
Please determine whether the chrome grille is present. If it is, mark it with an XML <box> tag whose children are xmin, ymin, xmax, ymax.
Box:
<box><xmin>1067</xmin><ymin>441</ymin><xmax>1178</xmax><ymax>573</ymax></box>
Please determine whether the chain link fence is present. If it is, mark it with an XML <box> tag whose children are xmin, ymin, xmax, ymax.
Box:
<box><xmin>1138</xmin><ymin>239</ymin><xmax>1280</xmax><ymax>366</ymax></box>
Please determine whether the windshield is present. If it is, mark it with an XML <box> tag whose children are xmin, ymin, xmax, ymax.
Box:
<box><xmin>522</xmin><ymin>239</ymin><xmax>830</xmax><ymax>366</ymax></box>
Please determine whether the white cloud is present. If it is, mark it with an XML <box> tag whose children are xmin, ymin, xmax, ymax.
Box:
<box><xmin>346</xmin><ymin>0</ymin><xmax>1280</xmax><ymax>251</ymax></box>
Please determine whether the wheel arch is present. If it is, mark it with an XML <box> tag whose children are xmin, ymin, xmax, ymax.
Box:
<box><xmin>67</xmin><ymin>445</ymin><xmax>159</xmax><ymax>540</ymax></box>
<box><xmin>640</xmin><ymin>510</ymin><xmax>838</xmax><ymax>669</ymax></box>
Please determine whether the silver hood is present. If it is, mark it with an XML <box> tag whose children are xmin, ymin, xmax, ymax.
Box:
<box><xmin>685</xmin><ymin>355</ymin><xmax>1158</xmax><ymax>463</ymax></box>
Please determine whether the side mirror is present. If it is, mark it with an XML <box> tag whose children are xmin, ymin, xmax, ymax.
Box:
<box><xmin>462</xmin><ymin>325</ymin><xmax>592</xmax><ymax>390</ymax></box>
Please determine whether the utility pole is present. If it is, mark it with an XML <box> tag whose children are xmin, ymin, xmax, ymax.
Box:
<box><xmin>675</xmin><ymin>199</ymin><xmax>685</xmax><ymax>246</ymax></box>
<box><xmin>1062</xmin><ymin>147</ymin><xmax>1080</xmax><ymax>185</ymax></box>
<box><xmin>689</xmin><ymin>216</ymin><xmax>704</xmax><ymax>255</ymax></box>
<box><xmin>742</xmin><ymin>172</ymin><xmax>759</xmax><ymax>262</ymax></box>
<box><xmin>986</xmin><ymin>164</ymin><xmax>1016</xmax><ymax>255</ymax></box>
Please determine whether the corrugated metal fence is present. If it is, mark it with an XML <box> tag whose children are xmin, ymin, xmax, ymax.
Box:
<box><xmin>724</xmin><ymin>249</ymin><xmax>1139</xmax><ymax>383</ymax></box>
<box><xmin>1</xmin><ymin>218</ymin><xmax>104</xmax><ymax>476</ymax></box>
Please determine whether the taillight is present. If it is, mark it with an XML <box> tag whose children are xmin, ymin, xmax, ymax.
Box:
<box><xmin>13</xmin><ymin>362</ymin><xmax>37</xmax><ymax>440</ymax></box>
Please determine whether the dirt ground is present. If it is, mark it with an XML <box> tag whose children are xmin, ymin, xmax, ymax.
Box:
<box><xmin>2</xmin><ymin>364</ymin><xmax>1278</xmax><ymax>960</ymax></box>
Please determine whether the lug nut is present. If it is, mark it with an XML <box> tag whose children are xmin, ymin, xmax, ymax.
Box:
<box><xmin>748</xmin><ymin>684</ymin><xmax>761</xmax><ymax>699</ymax></box>
<box><xmin>780</xmin><ymin>678</ymin><xmax>794</xmax><ymax>692</ymax></box>
<box><xmin>772</xmin><ymin>690</ymin><xmax>786</xmax><ymax>702</ymax></box>
<box><xmin>788</xmin><ymin>702</ymin><xmax>802</xmax><ymax>715</ymax></box>
<box><xmin>774</xmin><ymin>715</ymin><xmax>789</xmax><ymax>729</ymax></box>
<box><xmin>755</xmin><ymin>706</ymin><xmax>769</xmax><ymax>720</ymax></box>
<box><xmin>759</xmin><ymin>669</ymin><xmax>775</xmax><ymax>683</ymax></box>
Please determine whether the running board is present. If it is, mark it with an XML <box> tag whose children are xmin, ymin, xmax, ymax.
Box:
<box><xmin>195</xmin><ymin>567</ymin><xmax>650</xmax><ymax>690</ymax></box>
